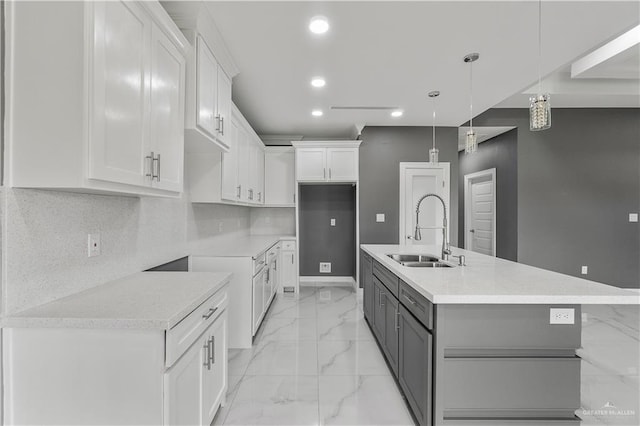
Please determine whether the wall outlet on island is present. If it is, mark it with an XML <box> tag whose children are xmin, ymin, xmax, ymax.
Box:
<box><xmin>550</xmin><ymin>308</ymin><xmax>575</xmax><ymax>324</ymax></box>
<box><xmin>320</xmin><ymin>262</ymin><xmax>331</xmax><ymax>273</ymax></box>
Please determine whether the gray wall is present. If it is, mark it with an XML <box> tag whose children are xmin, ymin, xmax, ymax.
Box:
<box><xmin>474</xmin><ymin>108</ymin><xmax>639</xmax><ymax>288</ymax></box>
<box><xmin>458</xmin><ymin>129</ymin><xmax>518</xmax><ymax>261</ymax></box>
<box><xmin>359</xmin><ymin>126</ymin><xmax>459</xmax><ymax>245</ymax></box>
<box><xmin>299</xmin><ymin>185</ymin><xmax>356</xmax><ymax>277</ymax></box>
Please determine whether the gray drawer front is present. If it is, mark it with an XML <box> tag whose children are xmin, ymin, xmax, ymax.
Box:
<box><xmin>399</xmin><ymin>280</ymin><xmax>433</xmax><ymax>330</ymax></box>
<box><xmin>438</xmin><ymin>305</ymin><xmax>581</xmax><ymax>350</ymax></box>
<box><xmin>373</xmin><ymin>261</ymin><xmax>399</xmax><ymax>298</ymax></box>
<box><xmin>442</xmin><ymin>358</ymin><xmax>580</xmax><ymax>417</ymax></box>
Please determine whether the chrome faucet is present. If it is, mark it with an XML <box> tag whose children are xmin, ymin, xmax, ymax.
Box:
<box><xmin>414</xmin><ymin>193</ymin><xmax>451</xmax><ymax>260</ymax></box>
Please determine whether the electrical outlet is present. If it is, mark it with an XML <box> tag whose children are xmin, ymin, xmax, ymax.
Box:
<box><xmin>319</xmin><ymin>262</ymin><xmax>331</xmax><ymax>273</ymax></box>
<box><xmin>550</xmin><ymin>308</ymin><xmax>575</xmax><ymax>324</ymax></box>
<box><xmin>87</xmin><ymin>233</ymin><xmax>101</xmax><ymax>257</ymax></box>
<box><xmin>376</xmin><ymin>214</ymin><xmax>385</xmax><ymax>223</ymax></box>
<box><xmin>630</xmin><ymin>213</ymin><xmax>638</xmax><ymax>223</ymax></box>
<box><xmin>330</xmin><ymin>218</ymin><xmax>336</xmax><ymax>226</ymax></box>
<box><xmin>581</xmin><ymin>266</ymin><xmax>588</xmax><ymax>275</ymax></box>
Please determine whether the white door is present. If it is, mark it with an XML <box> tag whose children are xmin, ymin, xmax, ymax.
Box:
<box><xmin>265</xmin><ymin>149</ymin><xmax>295</xmax><ymax>205</ymax></box>
<box><xmin>164</xmin><ymin>334</ymin><xmax>204</xmax><ymax>425</ymax></box>
<box><xmin>237</xmin><ymin>125</ymin><xmax>250</xmax><ymax>202</ymax></box>
<box><xmin>216</xmin><ymin>67</ymin><xmax>232</xmax><ymax>149</ymax></box>
<box><xmin>149</xmin><ymin>24</ymin><xmax>185</xmax><ymax>192</ymax></box>
<box><xmin>327</xmin><ymin>148</ymin><xmax>358</xmax><ymax>181</ymax></box>
<box><xmin>464</xmin><ymin>169</ymin><xmax>496</xmax><ymax>256</ymax></box>
<box><xmin>399</xmin><ymin>163</ymin><xmax>450</xmax><ymax>247</ymax></box>
<box><xmin>195</xmin><ymin>36</ymin><xmax>218</xmax><ymax>138</ymax></box>
<box><xmin>221</xmin><ymin>120</ymin><xmax>239</xmax><ymax>201</ymax></box>
<box><xmin>202</xmin><ymin>315</ymin><xmax>227</xmax><ymax>425</ymax></box>
<box><xmin>296</xmin><ymin>148</ymin><xmax>326</xmax><ymax>181</ymax></box>
<box><xmin>89</xmin><ymin>1</ymin><xmax>150</xmax><ymax>187</ymax></box>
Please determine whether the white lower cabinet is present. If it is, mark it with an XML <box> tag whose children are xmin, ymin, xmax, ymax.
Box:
<box><xmin>4</xmin><ymin>287</ymin><xmax>229</xmax><ymax>425</ymax></box>
<box><xmin>279</xmin><ymin>239</ymin><xmax>298</xmax><ymax>293</ymax></box>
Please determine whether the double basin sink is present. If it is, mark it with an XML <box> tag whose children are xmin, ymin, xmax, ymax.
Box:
<box><xmin>387</xmin><ymin>254</ymin><xmax>454</xmax><ymax>268</ymax></box>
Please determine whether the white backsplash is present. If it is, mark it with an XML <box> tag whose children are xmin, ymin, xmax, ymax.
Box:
<box><xmin>1</xmin><ymin>188</ymin><xmax>252</xmax><ymax>315</ymax></box>
<box><xmin>250</xmin><ymin>207</ymin><xmax>296</xmax><ymax>236</ymax></box>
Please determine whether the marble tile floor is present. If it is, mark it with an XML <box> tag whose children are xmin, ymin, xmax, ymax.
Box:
<box><xmin>213</xmin><ymin>286</ymin><xmax>640</xmax><ymax>426</ymax></box>
<box><xmin>213</xmin><ymin>285</ymin><xmax>414</xmax><ymax>426</ymax></box>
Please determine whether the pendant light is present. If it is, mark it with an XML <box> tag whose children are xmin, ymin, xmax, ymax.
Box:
<box><xmin>428</xmin><ymin>90</ymin><xmax>440</xmax><ymax>164</ymax></box>
<box><xmin>463</xmin><ymin>53</ymin><xmax>479</xmax><ymax>154</ymax></box>
<box><xmin>530</xmin><ymin>0</ymin><xmax>551</xmax><ymax>131</ymax></box>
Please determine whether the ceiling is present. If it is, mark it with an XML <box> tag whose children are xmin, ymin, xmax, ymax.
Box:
<box><xmin>201</xmin><ymin>1</ymin><xmax>639</xmax><ymax>139</ymax></box>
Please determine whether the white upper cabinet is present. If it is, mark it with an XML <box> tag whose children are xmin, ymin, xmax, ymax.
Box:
<box><xmin>264</xmin><ymin>147</ymin><xmax>296</xmax><ymax>206</ymax></box>
<box><xmin>6</xmin><ymin>1</ymin><xmax>189</xmax><ymax>197</ymax></box>
<box><xmin>220</xmin><ymin>120</ymin><xmax>239</xmax><ymax>201</ymax></box>
<box><xmin>293</xmin><ymin>142</ymin><xmax>362</xmax><ymax>183</ymax></box>
<box><xmin>162</xmin><ymin>2</ymin><xmax>238</xmax><ymax>153</ymax></box>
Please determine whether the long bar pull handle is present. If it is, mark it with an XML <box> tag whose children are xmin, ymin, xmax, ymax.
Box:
<box><xmin>215</xmin><ymin>114</ymin><xmax>221</xmax><ymax>132</ymax></box>
<box><xmin>208</xmin><ymin>336</ymin><xmax>214</xmax><ymax>367</ymax></box>
<box><xmin>203</xmin><ymin>342</ymin><xmax>210</xmax><ymax>369</ymax></box>
<box><xmin>403</xmin><ymin>294</ymin><xmax>416</xmax><ymax>305</ymax></box>
<box><xmin>323</xmin><ymin>168</ymin><xmax>326</xmax><ymax>179</ymax></box>
<box><xmin>155</xmin><ymin>154</ymin><xmax>161</xmax><ymax>182</ymax></box>
<box><xmin>380</xmin><ymin>292</ymin><xmax>385</xmax><ymax>307</ymax></box>
<box><xmin>220</xmin><ymin>117</ymin><xmax>224</xmax><ymax>135</ymax></box>
<box><xmin>395</xmin><ymin>309</ymin><xmax>400</xmax><ymax>331</ymax></box>
<box><xmin>237</xmin><ymin>185</ymin><xmax>241</xmax><ymax>199</ymax></box>
<box><xmin>145</xmin><ymin>152</ymin><xmax>156</xmax><ymax>179</ymax></box>
<box><xmin>202</xmin><ymin>307</ymin><xmax>218</xmax><ymax>320</ymax></box>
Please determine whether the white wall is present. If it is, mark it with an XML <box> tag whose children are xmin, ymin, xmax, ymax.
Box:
<box><xmin>1</xmin><ymin>187</ymin><xmax>251</xmax><ymax>314</ymax></box>
<box><xmin>249</xmin><ymin>207</ymin><xmax>295</xmax><ymax>236</ymax></box>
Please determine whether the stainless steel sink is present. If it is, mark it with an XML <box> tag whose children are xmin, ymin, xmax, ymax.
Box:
<box><xmin>387</xmin><ymin>254</ymin><xmax>454</xmax><ymax>268</ymax></box>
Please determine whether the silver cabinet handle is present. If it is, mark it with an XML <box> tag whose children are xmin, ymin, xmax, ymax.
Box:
<box><xmin>403</xmin><ymin>294</ymin><xmax>416</xmax><ymax>305</ymax></box>
<box><xmin>202</xmin><ymin>307</ymin><xmax>218</xmax><ymax>320</ymax></box>
<box><xmin>203</xmin><ymin>342</ymin><xmax>210</xmax><ymax>369</ymax></box>
<box><xmin>215</xmin><ymin>114</ymin><xmax>221</xmax><ymax>132</ymax></box>
<box><xmin>145</xmin><ymin>151</ymin><xmax>157</xmax><ymax>180</ymax></box>
<box><xmin>258</xmin><ymin>192</ymin><xmax>262</xmax><ymax>202</ymax></box>
<box><xmin>329</xmin><ymin>168</ymin><xmax>332</xmax><ymax>179</ymax></box>
<box><xmin>156</xmin><ymin>154</ymin><xmax>161</xmax><ymax>182</ymax></box>
<box><xmin>237</xmin><ymin>185</ymin><xmax>241</xmax><ymax>199</ymax></box>
<box><xmin>291</xmin><ymin>254</ymin><xmax>294</xmax><ymax>264</ymax></box>
<box><xmin>470</xmin><ymin>229</ymin><xmax>475</xmax><ymax>233</ymax></box>
<box><xmin>293</xmin><ymin>193</ymin><xmax>296</xmax><ymax>203</ymax></box>
<box><xmin>323</xmin><ymin>168</ymin><xmax>326</xmax><ymax>179</ymax></box>
<box><xmin>208</xmin><ymin>336</ymin><xmax>214</xmax><ymax>367</ymax></box>
<box><xmin>220</xmin><ymin>116</ymin><xmax>224</xmax><ymax>135</ymax></box>
<box><xmin>395</xmin><ymin>309</ymin><xmax>400</xmax><ymax>331</ymax></box>
<box><xmin>274</xmin><ymin>260</ymin><xmax>277</xmax><ymax>271</ymax></box>
<box><xmin>380</xmin><ymin>292</ymin><xmax>385</xmax><ymax>307</ymax></box>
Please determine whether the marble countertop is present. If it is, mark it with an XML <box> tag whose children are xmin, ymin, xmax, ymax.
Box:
<box><xmin>4</xmin><ymin>272</ymin><xmax>232</xmax><ymax>329</ymax></box>
<box><xmin>361</xmin><ymin>244</ymin><xmax>639</xmax><ymax>305</ymax></box>
<box><xmin>191</xmin><ymin>235</ymin><xmax>296</xmax><ymax>259</ymax></box>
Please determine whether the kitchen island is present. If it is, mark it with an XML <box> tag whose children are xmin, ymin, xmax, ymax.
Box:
<box><xmin>360</xmin><ymin>244</ymin><xmax>638</xmax><ymax>426</ymax></box>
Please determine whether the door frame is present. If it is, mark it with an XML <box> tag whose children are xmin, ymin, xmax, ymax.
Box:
<box><xmin>399</xmin><ymin>162</ymin><xmax>450</xmax><ymax>245</ymax></box>
<box><xmin>464</xmin><ymin>168</ymin><xmax>497</xmax><ymax>256</ymax></box>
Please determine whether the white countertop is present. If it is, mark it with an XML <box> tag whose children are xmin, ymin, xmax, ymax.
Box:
<box><xmin>191</xmin><ymin>235</ymin><xmax>295</xmax><ymax>258</ymax></box>
<box><xmin>4</xmin><ymin>272</ymin><xmax>232</xmax><ymax>329</ymax></box>
<box><xmin>362</xmin><ymin>244</ymin><xmax>639</xmax><ymax>305</ymax></box>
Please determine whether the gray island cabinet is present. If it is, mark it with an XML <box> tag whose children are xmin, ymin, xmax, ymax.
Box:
<box><xmin>360</xmin><ymin>245</ymin><xmax>638</xmax><ymax>426</ymax></box>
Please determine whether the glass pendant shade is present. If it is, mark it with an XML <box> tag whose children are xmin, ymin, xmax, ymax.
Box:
<box><xmin>529</xmin><ymin>93</ymin><xmax>551</xmax><ymax>131</ymax></box>
<box><xmin>429</xmin><ymin>147</ymin><xmax>439</xmax><ymax>164</ymax></box>
<box><xmin>465</xmin><ymin>130</ymin><xmax>477</xmax><ymax>153</ymax></box>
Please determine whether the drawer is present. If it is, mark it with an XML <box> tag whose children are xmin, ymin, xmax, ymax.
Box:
<box><xmin>373</xmin><ymin>261</ymin><xmax>398</xmax><ymax>298</ymax></box>
<box><xmin>166</xmin><ymin>287</ymin><xmax>228</xmax><ymax>368</ymax></box>
<box><xmin>442</xmin><ymin>357</ymin><xmax>580</xmax><ymax>419</ymax></box>
<box><xmin>253</xmin><ymin>253</ymin><xmax>266</xmax><ymax>275</ymax></box>
<box><xmin>399</xmin><ymin>280</ymin><xmax>433</xmax><ymax>330</ymax></box>
<box><xmin>281</xmin><ymin>240</ymin><xmax>296</xmax><ymax>250</ymax></box>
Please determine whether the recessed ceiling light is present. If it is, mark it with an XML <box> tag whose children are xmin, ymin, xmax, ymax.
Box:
<box><xmin>312</xmin><ymin>109</ymin><xmax>323</xmax><ymax>117</ymax></box>
<box><xmin>309</xmin><ymin>16</ymin><xmax>329</xmax><ymax>34</ymax></box>
<box><xmin>391</xmin><ymin>110</ymin><xmax>403</xmax><ymax>118</ymax></box>
<box><xmin>311</xmin><ymin>77</ymin><xmax>326</xmax><ymax>88</ymax></box>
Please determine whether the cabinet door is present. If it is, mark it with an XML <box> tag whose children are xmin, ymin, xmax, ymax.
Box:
<box><xmin>399</xmin><ymin>305</ymin><xmax>432</xmax><ymax>426</ymax></box>
<box><xmin>164</xmin><ymin>333</ymin><xmax>206</xmax><ymax>425</ymax></box>
<box><xmin>256</xmin><ymin>145</ymin><xmax>265</xmax><ymax>204</ymax></box>
<box><xmin>221</xmin><ymin>119</ymin><xmax>239</xmax><ymax>201</ymax></box>
<box><xmin>296</xmin><ymin>148</ymin><xmax>326</xmax><ymax>181</ymax></box>
<box><xmin>280</xmin><ymin>250</ymin><xmax>296</xmax><ymax>292</ymax></box>
<box><xmin>195</xmin><ymin>36</ymin><xmax>218</xmax><ymax>138</ymax></box>
<box><xmin>383</xmin><ymin>294</ymin><xmax>400</xmax><ymax>377</ymax></box>
<box><xmin>216</xmin><ymin>67</ymin><xmax>232</xmax><ymax>149</ymax></box>
<box><xmin>247</xmin><ymin>141</ymin><xmax>258</xmax><ymax>203</ymax></box>
<box><xmin>149</xmin><ymin>23</ymin><xmax>185</xmax><ymax>192</ymax></box>
<box><xmin>327</xmin><ymin>148</ymin><xmax>358</xmax><ymax>181</ymax></box>
<box><xmin>237</xmin><ymin>125</ymin><xmax>250</xmax><ymax>202</ymax></box>
<box><xmin>89</xmin><ymin>1</ymin><xmax>150</xmax><ymax>187</ymax></box>
<box><xmin>362</xmin><ymin>254</ymin><xmax>374</xmax><ymax>323</ymax></box>
<box><xmin>372</xmin><ymin>278</ymin><xmax>386</xmax><ymax>343</ymax></box>
<box><xmin>252</xmin><ymin>270</ymin><xmax>265</xmax><ymax>335</ymax></box>
<box><xmin>265</xmin><ymin>150</ymin><xmax>295</xmax><ymax>205</ymax></box>
<box><xmin>202</xmin><ymin>314</ymin><xmax>227</xmax><ymax>425</ymax></box>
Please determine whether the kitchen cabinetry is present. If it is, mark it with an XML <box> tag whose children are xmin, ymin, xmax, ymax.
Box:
<box><xmin>361</xmin><ymin>251</ymin><xmax>374</xmax><ymax>323</ymax></box>
<box><xmin>292</xmin><ymin>141</ymin><xmax>361</xmax><ymax>182</ymax></box>
<box><xmin>278</xmin><ymin>239</ymin><xmax>298</xmax><ymax>293</ymax></box>
<box><xmin>6</xmin><ymin>1</ymin><xmax>188</xmax><ymax>197</ymax></box>
<box><xmin>187</xmin><ymin>103</ymin><xmax>265</xmax><ymax>205</ymax></box>
<box><xmin>264</xmin><ymin>147</ymin><xmax>296</xmax><ymax>206</ymax></box>
<box><xmin>3</xmin><ymin>273</ymin><xmax>230</xmax><ymax>425</ymax></box>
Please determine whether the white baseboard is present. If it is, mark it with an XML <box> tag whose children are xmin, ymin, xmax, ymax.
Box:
<box><xmin>300</xmin><ymin>276</ymin><xmax>356</xmax><ymax>287</ymax></box>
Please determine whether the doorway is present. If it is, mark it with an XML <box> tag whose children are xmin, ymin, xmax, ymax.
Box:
<box><xmin>399</xmin><ymin>163</ymin><xmax>450</xmax><ymax>246</ymax></box>
<box><xmin>464</xmin><ymin>168</ymin><xmax>496</xmax><ymax>256</ymax></box>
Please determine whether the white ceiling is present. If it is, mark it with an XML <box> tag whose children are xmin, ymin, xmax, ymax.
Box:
<box><xmin>201</xmin><ymin>1</ymin><xmax>639</xmax><ymax>138</ymax></box>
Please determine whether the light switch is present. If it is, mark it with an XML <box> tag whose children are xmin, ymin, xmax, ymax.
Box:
<box><xmin>630</xmin><ymin>213</ymin><xmax>638</xmax><ymax>223</ymax></box>
<box><xmin>376</xmin><ymin>214</ymin><xmax>385</xmax><ymax>223</ymax></box>
<box><xmin>330</xmin><ymin>218</ymin><xmax>336</xmax><ymax>226</ymax></box>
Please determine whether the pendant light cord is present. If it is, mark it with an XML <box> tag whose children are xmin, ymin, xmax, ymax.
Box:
<box><xmin>538</xmin><ymin>0</ymin><xmax>542</xmax><ymax>94</ymax></box>
<box><xmin>432</xmin><ymin>108</ymin><xmax>436</xmax><ymax>150</ymax></box>
<box><xmin>469</xmin><ymin>60</ymin><xmax>473</xmax><ymax>132</ymax></box>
